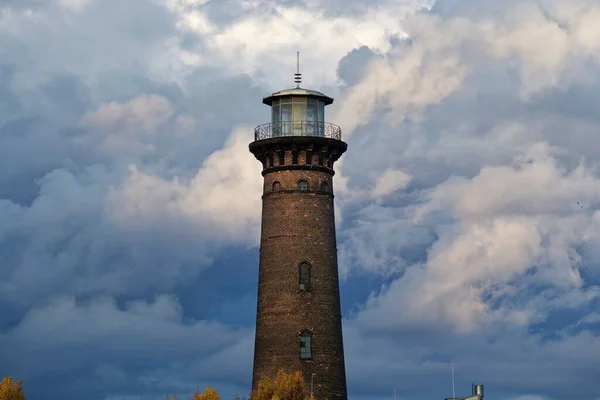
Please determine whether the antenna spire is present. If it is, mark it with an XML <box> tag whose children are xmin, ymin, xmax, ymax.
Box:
<box><xmin>294</xmin><ymin>51</ymin><xmax>302</xmax><ymax>88</ymax></box>
<box><xmin>452</xmin><ymin>362</ymin><xmax>456</xmax><ymax>399</ymax></box>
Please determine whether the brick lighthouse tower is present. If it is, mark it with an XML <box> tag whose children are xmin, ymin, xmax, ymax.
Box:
<box><xmin>249</xmin><ymin>57</ymin><xmax>348</xmax><ymax>400</ymax></box>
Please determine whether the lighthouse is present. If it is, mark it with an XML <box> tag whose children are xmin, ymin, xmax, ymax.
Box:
<box><xmin>249</xmin><ymin>56</ymin><xmax>348</xmax><ymax>399</ymax></box>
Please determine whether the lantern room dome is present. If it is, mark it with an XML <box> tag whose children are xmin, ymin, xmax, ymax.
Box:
<box><xmin>263</xmin><ymin>87</ymin><xmax>334</xmax><ymax>106</ymax></box>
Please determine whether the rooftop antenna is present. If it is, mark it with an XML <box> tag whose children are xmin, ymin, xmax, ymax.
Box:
<box><xmin>294</xmin><ymin>51</ymin><xmax>302</xmax><ymax>88</ymax></box>
<box><xmin>452</xmin><ymin>362</ymin><xmax>456</xmax><ymax>399</ymax></box>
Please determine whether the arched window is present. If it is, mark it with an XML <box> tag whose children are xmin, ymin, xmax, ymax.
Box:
<box><xmin>299</xmin><ymin>262</ymin><xmax>311</xmax><ymax>291</ymax></box>
<box><xmin>297</xmin><ymin>180</ymin><xmax>308</xmax><ymax>191</ymax></box>
<box><xmin>300</xmin><ymin>331</ymin><xmax>312</xmax><ymax>360</ymax></box>
<box><xmin>320</xmin><ymin>181</ymin><xmax>329</xmax><ymax>192</ymax></box>
<box><xmin>272</xmin><ymin>181</ymin><xmax>281</xmax><ymax>191</ymax></box>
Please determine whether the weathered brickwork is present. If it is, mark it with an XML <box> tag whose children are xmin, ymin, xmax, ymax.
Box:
<box><xmin>249</xmin><ymin>136</ymin><xmax>348</xmax><ymax>400</ymax></box>
<box><xmin>263</xmin><ymin>169</ymin><xmax>332</xmax><ymax>195</ymax></box>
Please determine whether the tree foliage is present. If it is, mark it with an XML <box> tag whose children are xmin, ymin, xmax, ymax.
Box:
<box><xmin>250</xmin><ymin>370</ymin><xmax>309</xmax><ymax>400</ymax></box>
<box><xmin>190</xmin><ymin>387</ymin><xmax>220</xmax><ymax>400</ymax></box>
<box><xmin>2</xmin><ymin>372</ymin><xmax>314</xmax><ymax>400</ymax></box>
<box><xmin>0</xmin><ymin>377</ymin><xmax>25</xmax><ymax>400</ymax></box>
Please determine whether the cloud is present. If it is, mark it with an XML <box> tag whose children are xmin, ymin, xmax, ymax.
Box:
<box><xmin>4</xmin><ymin>0</ymin><xmax>600</xmax><ymax>399</ymax></box>
<box><xmin>162</xmin><ymin>0</ymin><xmax>432</xmax><ymax>88</ymax></box>
<box><xmin>334</xmin><ymin>0</ymin><xmax>600</xmax><ymax>136</ymax></box>
<box><xmin>371</xmin><ymin>168</ymin><xmax>412</xmax><ymax>199</ymax></box>
<box><xmin>0</xmin><ymin>294</ymin><xmax>252</xmax><ymax>399</ymax></box>
<box><xmin>107</xmin><ymin>126</ymin><xmax>263</xmax><ymax>243</ymax></box>
<box><xmin>350</xmin><ymin>141</ymin><xmax>600</xmax><ymax>336</ymax></box>
<box><xmin>329</xmin><ymin>1</ymin><xmax>600</xmax><ymax>398</ymax></box>
<box><xmin>0</xmin><ymin>124</ymin><xmax>261</xmax><ymax>314</ymax></box>
<box><xmin>0</xmin><ymin>0</ymin><xmax>89</xmax><ymax>11</ymax></box>
<box><xmin>81</xmin><ymin>94</ymin><xmax>176</xmax><ymax>134</ymax></box>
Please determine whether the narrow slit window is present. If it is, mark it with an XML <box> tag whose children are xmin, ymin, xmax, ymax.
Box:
<box><xmin>305</xmin><ymin>152</ymin><xmax>313</xmax><ymax>165</ymax></box>
<box><xmin>272</xmin><ymin>181</ymin><xmax>281</xmax><ymax>191</ymax></box>
<box><xmin>299</xmin><ymin>262</ymin><xmax>311</xmax><ymax>291</ymax></box>
<box><xmin>300</xmin><ymin>331</ymin><xmax>312</xmax><ymax>360</ymax></box>
<box><xmin>320</xmin><ymin>181</ymin><xmax>329</xmax><ymax>192</ymax></box>
<box><xmin>297</xmin><ymin>180</ymin><xmax>308</xmax><ymax>191</ymax></box>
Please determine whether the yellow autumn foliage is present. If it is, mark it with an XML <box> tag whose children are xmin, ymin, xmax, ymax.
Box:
<box><xmin>250</xmin><ymin>370</ymin><xmax>309</xmax><ymax>400</ymax></box>
<box><xmin>1</xmin><ymin>371</ymin><xmax>310</xmax><ymax>400</ymax></box>
<box><xmin>0</xmin><ymin>377</ymin><xmax>25</xmax><ymax>400</ymax></box>
<box><xmin>190</xmin><ymin>387</ymin><xmax>220</xmax><ymax>400</ymax></box>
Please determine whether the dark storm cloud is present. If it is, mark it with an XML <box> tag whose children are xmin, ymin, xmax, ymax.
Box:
<box><xmin>0</xmin><ymin>0</ymin><xmax>264</xmax><ymax>398</ymax></box>
<box><xmin>0</xmin><ymin>66</ymin><xmax>22</xmax><ymax>119</ymax></box>
<box><xmin>337</xmin><ymin>46</ymin><xmax>382</xmax><ymax>87</ymax></box>
<box><xmin>0</xmin><ymin>295</ymin><xmax>253</xmax><ymax>399</ymax></box>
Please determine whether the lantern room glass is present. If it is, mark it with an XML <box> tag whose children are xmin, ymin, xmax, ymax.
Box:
<box><xmin>271</xmin><ymin>97</ymin><xmax>325</xmax><ymax>137</ymax></box>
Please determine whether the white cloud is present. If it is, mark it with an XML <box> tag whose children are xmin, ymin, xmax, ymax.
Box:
<box><xmin>160</xmin><ymin>0</ymin><xmax>432</xmax><ymax>88</ymax></box>
<box><xmin>107</xmin><ymin>126</ymin><xmax>263</xmax><ymax>243</ymax></box>
<box><xmin>371</xmin><ymin>168</ymin><xmax>412</xmax><ymax>199</ymax></box>
<box><xmin>354</xmin><ymin>142</ymin><xmax>600</xmax><ymax>335</ymax></box>
<box><xmin>81</xmin><ymin>94</ymin><xmax>175</xmax><ymax>134</ymax></box>
<box><xmin>334</xmin><ymin>1</ymin><xmax>600</xmax><ymax>136</ymax></box>
<box><xmin>78</xmin><ymin>94</ymin><xmax>200</xmax><ymax>157</ymax></box>
<box><xmin>59</xmin><ymin>0</ymin><xmax>90</xmax><ymax>11</ymax></box>
<box><xmin>420</xmin><ymin>142</ymin><xmax>600</xmax><ymax>220</ymax></box>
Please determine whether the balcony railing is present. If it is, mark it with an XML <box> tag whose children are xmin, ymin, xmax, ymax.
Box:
<box><xmin>254</xmin><ymin>121</ymin><xmax>342</xmax><ymax>141</ymax></box>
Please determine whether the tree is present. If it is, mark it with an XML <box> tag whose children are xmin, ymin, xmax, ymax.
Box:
<box><xmin>190</xmin><ymin>387</ymin><xmax>220</xmax><ymax>400</ymax></box>
<box><xmin>250</xmin><ymin>370</ymin><xmax>309</xmax><ymax>400</ymax></box>
<box><xmin>0</xmin><ymin>377</ymin><xmax>25</xmax><ymax>400</ymax></box>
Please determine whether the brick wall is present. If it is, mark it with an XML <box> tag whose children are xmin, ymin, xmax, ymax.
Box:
<box><xmin>249</xmin><ymin>137</ymin><xmax>348</xmax><ymax>400</ymax></box>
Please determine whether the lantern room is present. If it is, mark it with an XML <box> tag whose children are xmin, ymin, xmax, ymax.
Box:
<box><xmin>252</xmin><ymin>53</ymin><xmax>342</xmax><ymax>142</ymax></box>
<box><xmin>262</xmin><ymin>88</ymin><xmax>334</xmax><ymax>137</ymax></box>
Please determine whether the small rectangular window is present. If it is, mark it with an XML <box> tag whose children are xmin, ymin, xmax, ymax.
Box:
<box><xmin>317</xmin><ymin>101</ymin><xmax>325</xmax><ymax>136</ymax></box>
<box><xmin>300</xmin><ymin>334</ymin><xmax>312</xmax><ymax>359</ymax></box>
<box><xmin>299</xmin><ymin>262</ymin><xmax>311</xmax><ymax>289</ymax></box>
<box><xmin>271</xmin><ymin>99</ymin><xmax>280</xmax><ymax>137</ymax></box>
<box><xmin>307</xmin><ymin>100</ymin><xmax>318</xmax><ymax>136</ymax></box>
<box><xmin>281</xmin><ymin>103</ymin><xmax>292</xmax><ymax>136</ymax></box>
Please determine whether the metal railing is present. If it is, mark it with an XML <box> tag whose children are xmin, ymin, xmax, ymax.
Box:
<box><xmin>254</xmin><ymin>121</ymin><xmax>342</xmax><ymax>141</ymax></box>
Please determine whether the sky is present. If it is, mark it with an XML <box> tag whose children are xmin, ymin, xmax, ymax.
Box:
<box><xmin>2</xmin><ymin>0</ymin><xmax>600</xmax><ymax>399</ymax></box>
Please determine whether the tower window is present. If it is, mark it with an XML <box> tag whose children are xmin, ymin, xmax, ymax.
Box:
<box><xmin>272</xmin><ymin>181</ymin><xmax>281</xmax><ymax>191</ymax></box>
<box><xmin>305</xmin><ymin>152</ymin><xmax>313</xmax><ymax>165</ymax></box>
<box><xmin>300</xmin><ymin>331</ymin><xmax>312</xmax><ymax>360</ymax></box>
<box><xmin>299</xmin><ymin>262</ymin><xmax>311</xmax><ymax>291</ymax></box>
<box><xmin>297</xmin><ymin>180</ymin><xmax>308</xmax><ymax>191</ymax></box>
<box><xmin>320</xmin><ymin>181</ymin><xmax>329</xmax><ymax>192</ymax></box>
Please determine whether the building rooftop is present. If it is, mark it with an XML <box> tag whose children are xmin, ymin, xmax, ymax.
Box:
<box><xmin>445</xmin><ymin>384</ymin><xmax>484</xmax><ymax>400</ymax></box>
